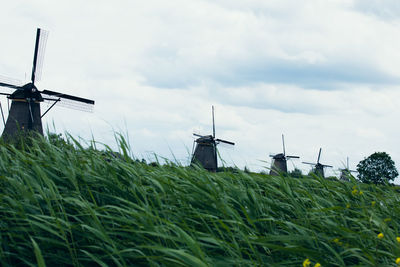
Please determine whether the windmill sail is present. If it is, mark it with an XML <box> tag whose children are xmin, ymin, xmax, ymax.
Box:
<box><xmin>42</xmin><ymin>90</ymin><xmax>94</xmax><ymax>104</ymax></box>
<box><xmin>31</xmin><ymin>29</ymin><xmax>48</xmax><ymax>83</ymax></box>
<box><xmin>215</xmin><ymin>138</ymin><xmax>235</xmax><ymax>145</ymax></box>
<box><xmin>0</xmin><ymin>82</ymin><xmax>19</xmax><ymax>90</ymax></box>
<box><xmin>43</xmin><ymin>97</ymin><xmax>94</xmax><ymax>112</ymax></box>
<box><xmin>0</xmin><ymin>76</ymin><xmax>23</xmax><ymax>88</ymax></box>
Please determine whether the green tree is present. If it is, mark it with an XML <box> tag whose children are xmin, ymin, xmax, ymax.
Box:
<box><xmin>357</xmin><ymin>152</ymin><xmax>398</xmax><ymax>184</ymax></box>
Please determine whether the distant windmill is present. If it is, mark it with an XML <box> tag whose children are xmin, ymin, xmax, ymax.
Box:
<box><xmin>303</xmin><ymin>148</ymin><xmax>332</xmax><ymax>178</ymax></box>
<box><xmin>269</xmin><ymin>134</ymin><xmax>299</xmax><ymax>176</ymax></box>
<box><xmin>191</xmin><ymin>106</ymin><xmax>234</xmax><ymax>172</ymax></box>
<box><xmin>339</xmin><ymin>157</ymin><xmax>357</xmax><ymax>181</ymax></box>
<box><xmin>0</xmin><ymin>28</ymin><xmax>94</xmax><ymax>139</ymax></box>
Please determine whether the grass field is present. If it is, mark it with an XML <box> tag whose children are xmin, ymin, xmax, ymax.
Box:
<box><xmin>1</xmin><ymin>134</ymin><xmax>400</xmax><ymax>266</ymax></box>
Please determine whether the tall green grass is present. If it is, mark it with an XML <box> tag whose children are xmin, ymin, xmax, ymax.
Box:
<box><xmin>1</xmin><ymin>133</ymin><xmax>400</xmax><ymax>266</ymax></box>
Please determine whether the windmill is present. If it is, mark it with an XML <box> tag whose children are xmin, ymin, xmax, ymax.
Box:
<box><xmin>191</xmin><ymin>106</ymin><xmax>234</xmax><ymax>172</ymax></box>
<box><xmin>302</xmin><ymin>148</ymin><xmax>332</xmax><ymax>178</ymax></box>
<box><xmin>0</xmin><ymin>28</ymin><xmax>94</xmax><ymax>139</ymax></box>
<box><xmin>269</xmin><ymin>134</ymin><xmax>299</xmax><ymax>176</ymax></box>
<box><xmin>339</xmin><ymin>157</ymin><xmax>357</xmax><ymax>181</ymax></box>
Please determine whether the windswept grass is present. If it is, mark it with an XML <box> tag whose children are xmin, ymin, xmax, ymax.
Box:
<box><xmin>1</xmin><ymin>134</ymin><xmax>400</xmax><ymax>266</ymax></box>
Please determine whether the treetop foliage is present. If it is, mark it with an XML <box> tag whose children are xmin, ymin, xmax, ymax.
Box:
<box><xmin>357</xmin><ymin>152</ymin><xmax>398</xmax><ymax>184</ymax></box>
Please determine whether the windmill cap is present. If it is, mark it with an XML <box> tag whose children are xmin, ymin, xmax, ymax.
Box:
<box><xmin>271</xmin><ymin>153</ymin><xmax>285</xmax><ymax>159</ymax></box>
<box><xmin>9</xmin><ymin>83</ymin><xmax>43</xmax><ymax>101</ymax></box>
<box><xmin>195</xmin><ymin>135</ymin><xmax>214</xmax><ymax>143</ymax></box>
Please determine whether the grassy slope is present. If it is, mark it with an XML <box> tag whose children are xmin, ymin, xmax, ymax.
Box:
<box><xmin>1</xmin><ymin>135</ymin><xmax>400</xmax><ymax>266</ymax></box>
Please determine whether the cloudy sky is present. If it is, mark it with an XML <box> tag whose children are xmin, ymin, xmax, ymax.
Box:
<box><xmin>1</xmin><ymin>0</ymin><xmax>400</xmax><ymax>180</ymax></box>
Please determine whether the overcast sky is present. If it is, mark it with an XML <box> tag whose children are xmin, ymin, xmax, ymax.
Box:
<box><xmin>1</xmin><ymin>0</ymin><xmax>400</xmax><ymax>181</ymax></box>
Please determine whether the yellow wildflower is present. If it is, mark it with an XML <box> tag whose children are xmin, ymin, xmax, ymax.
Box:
<box><xmin>396</xmin><ymin>257</ymin><xmax>400</xmax><ymax>265</ymax></box>
<box><xmin>315</xmin><ymin>263</ymin><xmax>321</xmax><ymax>267</ymax></box>
<box><xmin>396</xmin><ymin>237</ymin><xmax>400</xmax><ymax>243</ymax></box>
<box><xmin>371</xmin><ymin>201</ymin><xmax>376</xmax><ymax>207</ymax></box>
<box><xmin>303</xmin><ymin>258</ymin><xmax>311</xmax><ymax>267</ymax></box>
<box><xmin>351</xmin><ymin>189</ymin><xmax>358</xmax><ymax>196</ymax></box>
<box><xmin>378</xmin><ymin>233</ymin><xmax>384</xmax><ymax>239</ymax></box>
<box><xmin>346</xmin><ymin>204</ymin><xmax>351</xmax><ymax>209</ymax></box>
<box><xmin>384</xmin><ymin>218</ymin><xmax>391</xmax><ymax>222</ymax></box>
<box><xmin>359</xmin><ymin>191</ymin><xmax>363</xmax><ymax>195</ymax></box>
<box><xmin>333</xmin><ymin>238</ymin><xmax>343</xmax><ymax>246</ymax></box>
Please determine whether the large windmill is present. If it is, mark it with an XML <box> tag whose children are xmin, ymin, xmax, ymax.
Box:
<box><xmin>339</xmin><ymin>157</ymin><xmax>357</xmax><ymax>181</ymax></box>
<box><xmin>191</xmin><ymin>106</ymin><xmax>234</xmax><ymax>172</ymax></box>
<box><xmin>302</xmin><ymin>148</ymin><xmax>332</xmax><ymax>178</ymax></box>
<box><xmin>0</xmin><ymin>28</ymin><xmax>94</xmax><ymax>139</ymax></box>
<box><xmin>269</xmin><ymin>134</ymin><xmax>299</xmax><ymax>176</ymax></box>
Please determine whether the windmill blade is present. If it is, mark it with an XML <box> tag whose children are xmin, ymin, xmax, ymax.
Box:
<box><xmin>302</xmin><ymin>162</ymin><xmax>316</xmax><ymax>165</ymax></box>
<box><xmin>282</xmin><ymin>134</ymin><xmax>285</xmax><ymax>156</ymax></box>
<box><xmin>31</xmin><ymin>28</ymin><xmax>40</xmax><ymax>83</ymax></box>
<box><xmin>42</xmin><ymin>90</ymin><xmax>94</xmax><ymax>104</ymax></box>
<box><xmin>317</xmin><ymin>148</ymin><xmax>322</xmax><ymax>163</ymax></box>
<box><xmin>321</xmin><ymin>164</ymin><xmax>333</xmax><ymax>168</ymax></box>
<box><xmin>286</xmin><ymin>155</ymin><xmax>300</xmax><ymax>159</ymax></box>
<box><xmin>34</xmin><ymin>29</ymin><xmax>48</xmax><ymax>83</ymax></box>
<box><xmin>0</xmin><ymin>82</ymin><xmax>20</xmax><ymax>90</ymax></box>
<box><xmin>31</xmin><ymin>28</ymin><xmax>49</xmax><ymax>84</ymax></box>
<box><xmin>215</xmin><ymin>138</ymin><xmax>234</xmax><ymax>145</ymax></box>
<box><xmin>42</xmin><ymin>89</ymin><xmax>95</xmax><ymax>113</ymax></box>
<box><xmin>0</xmin><ymin>93</ymin><xmax>12</xmax><ymax>98</ymax></box>
<box><xmin>0</xmin><ymin>75</ymin><xmax>23</xmax><ymax>87</ymax></box>
<box><xmin>344</xmin><ymin>157</ymin><xmax>357</xmax><ymax>172</ymax></box>
<box><xmin>43</xmin><ymin>97</ymin><xmax>94</xmax><ymax>113</ymax></box>
<box><xmin>193</xmin><ymin>133</ymin><xmax>204</xmax><ymax>138</ymax></box>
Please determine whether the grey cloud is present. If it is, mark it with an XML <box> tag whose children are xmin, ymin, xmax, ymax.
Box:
<box><xmin>353</xmin><ymin>0</ymin><xmax>400</xmax><ymax>21</ymax></box>
<box><xmin>135</xmin><ymin>54</ymin><xmax>400</xmax><ymax>90</ymax></box>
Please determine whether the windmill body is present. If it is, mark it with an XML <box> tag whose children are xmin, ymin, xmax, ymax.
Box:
<box><xmin>0</xmin><ymin>28</ymin><xmax>94</xmax><ymax>139</ymax></box>
<box><xmin>191</xmin><ymin>135</ymin><xmax>217</xmax><ymax>172</ymax></box>
<box><xmin>3</xmin><ymin>100</ymin><xmax>43</xmax><ymax>136</ymax></box>
<box><xmin>191</xmin><ymin>106</ymin><xmax>234</xmax><ymax>172</ymax></box>
<box><xmin>302</xmin><ymin>148</ymin><xmax>332</xmax><ymax>178</ymax></box>
<box><xmin>269</xmin><ymin>135</ymin><xmax>299</xmax><ymax>176</ymax></box>
<box><xmin>340</xmin><ymin>169</ymin><xmax>352</xmax><ymax>181</ymax></box>
<box><xmin>314</xmin><ymin>163</ymin><xmax>325</xmax><ymax>177</ymax></box>
<box><xmin>270</xmin><ymin>153</ymin><xmax>288</xmax><ymax>175</ymax></box>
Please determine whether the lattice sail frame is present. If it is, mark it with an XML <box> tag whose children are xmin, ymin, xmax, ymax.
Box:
<box><xmin>43</xmin><ymin>96</ymin><xmax>94</xmax><ymax>113</ymax></box>
<box><xmin>0</xmin><ymin>75</ymin><xmax>23</xmax><ymax>88</ymax></box>
<box><xmin>33</xmin><ymin>29</ymin><xmax>49</xmax><ymax>83</ymax></box>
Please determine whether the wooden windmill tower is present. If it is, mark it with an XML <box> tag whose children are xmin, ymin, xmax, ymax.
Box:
<box><xmin>191</xmin><ymin>106</ymin><xmax>234</xmax><ymax>172</ymax></box>
<box><xmin>339</xmin><ymin>157</ymin><xmax>357</xmax><ymax>181</ymax></box>
<box><xmin>0</xmin><ymin>28</ymin><xmax>94</xmax><ymax>139</ymax></box>
<box><xmin>303</xmin><ymin>148</ymin><xmax>332</xmax><ymax>178</ymax></box>
<box><xmin>269</xmin><ymin>134</ymin><xmax>299</xmax><ymax>175</ymax></box>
